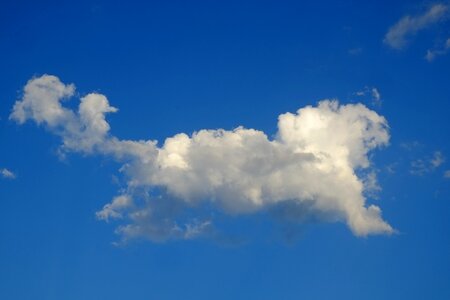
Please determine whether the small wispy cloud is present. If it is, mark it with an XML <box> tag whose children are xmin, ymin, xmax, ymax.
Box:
<box><xmin>425</xmin><ymin>38</ymin><xmax>450</xmax><ymax>61</ymax></box>
<box><xmin>0</xmin><ymin>168</ymin><xmax>16</xmax><ymax>179</ymax></box>
<box><xmin>431</xmin><ymin>151</ymin><xmax>445</xmax><ymax>168</ymax></box>
<box><xmin>355</xmin><ymin>86</ymin><xmax>382</xmax><ymax>106</ymax></box>
<box><xmin>444</xmin><ymin>170</ymin><xmax>450</xmax><ymax>178</ymax></box>
<box><xmin>385</xmin><ymin>163</ymin><xmax>398</xmax><ymax>174</ymax></box>
<box><xmin>348</xmin><ymin>47</ymin><xmax>363</xmax><ymax>56</ymax></box>
<box><xmin>384</xmin><ymin>3</ymin><xmax>449</xmax><ymax>49</ymax></box>
<box><xmin>372</xmin><ymin>88</ymin><xmax>381</xmax><ymax>104</ymax></box>
<box><xmin>410</xmin><ymin>151</ymin><xmax>445</xmax><ymax>176</ymax></box>
<box><xmin>400</xmin><ymin>141</ymin><xmax>422</xmax><ymax>151</ymax></box>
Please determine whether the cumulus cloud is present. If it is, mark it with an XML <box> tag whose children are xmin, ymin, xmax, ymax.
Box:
<box><xmin>425</xmin><ymin>38</ymin><xmax>450</xmax><ymax>61</ymax></box>
<box><xmin>10</xmin><ymin>75</ymin><xmax>395</xmax><ymax>242</ymax></box>
<box><xmin>0</xmin><ymin>168</ymin><xmax>16</xmax><ymax>179</ymax></box>
<box><xmin>384</xmin><ymin>4</ymin><xmax>449</xmax><ymax>49</ymax></box>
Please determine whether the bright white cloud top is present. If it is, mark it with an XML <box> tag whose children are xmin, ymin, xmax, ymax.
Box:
<box><xmin>10</xmin><ymin>75</ymin><xmax>394</xmax><ymax>241</ymax></box>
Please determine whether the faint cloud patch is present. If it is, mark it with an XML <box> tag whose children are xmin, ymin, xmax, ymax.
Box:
<box><xmin>348</xmin><ymin>47</ymin><xmax>363</xmax><ymax>55</ymax></box>
<box><xmin>0</xmin><ymin>168</ymin><xmax>16</xmax><ymax>179</ymax></box>
<box><xmin>400</xmin><ymin>141</ymin><xmax>422</xmax><ymax>151</ymax></box>
<box><xmin>355</xmin><ymin>86</ymin><xmax>382</xmax><ymax>106</ymax></box>
<box><xmin>425</xmin><ymin>38</ymin><xmax>450</xmax><ymax>61</ymax></box>
<box><xmin>385</xmin><ymin>163</ymin><xmax>398</xmax><ymax>174</ymax></box>
<box><xmin>182</xmin><ymin>220</ymin><xmax>213</xmax><ymax>240</ymax></box>
<box><xmin>431</xmin><ymin>151</ymin><xmax>445</xmax><ymax>168</ymax></box>
<box><xmin>384</xmin><ymin>3</ymin><xmax>449</xmax><ymax>49</ymax></box>
<box><xmin>444</xmin><ymin>170</ymin><xmax>450</xmax><ymax>178</ymax></box>
<box><xmin>410</xmin><ymin>151</ymin><xmax>445</xmax><ymax>176</ymax></box>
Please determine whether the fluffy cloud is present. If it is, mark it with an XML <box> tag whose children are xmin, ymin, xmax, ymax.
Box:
<box><xmin>384</xmin><ymin>4</ymin><xmax>449</xmax><ymax>49</ymax></box>
<box><xmin>11</xmin><ymin>75</ymin><xmax>394</xmax><ymax>242</ymax></box>
<box><xmin>0</xmin><ymin>168</ymin><xmax>16</xmax><ymax>179</ymax></box>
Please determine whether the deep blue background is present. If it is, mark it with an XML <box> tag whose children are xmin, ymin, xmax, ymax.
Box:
<box><xmin>1</xmin><ymin>1</ymin><xmax>449</xmax><ymax>299</ymax></box>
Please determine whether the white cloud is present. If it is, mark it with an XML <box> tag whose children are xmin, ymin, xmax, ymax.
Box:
<box><xmin>0</xmin><ymin>168</ymin><xmax>16</xmax><ymax>179</ymax></box>
<box><xmin>10</xmin><ymin>75</ymin><xmax>117</xmax><ymax>154</ymax></box>
<box><xmin>425</xmin><ymin>38</ymin><xmax>450</xmax><ymax>61</ymax></box>
<box><xmin>11</xmin><ymin>75</ymin><xmax>395</xmax><ymax>242</ymax></box>
<box><xmin>384</xmin><ymin>4</ymin><xmax>449</xmax><ymax>49</ymax></box>
<box><xmin>10</xmin><ymin>75</ymin><xmax>76</xmax><ymax>126</ymax></box>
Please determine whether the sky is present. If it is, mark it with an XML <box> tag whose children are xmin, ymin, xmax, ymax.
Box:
<box><xmin>1</xmin><ymin>1</ymin><xmax>450</xmax><ymax>299</ymax></box>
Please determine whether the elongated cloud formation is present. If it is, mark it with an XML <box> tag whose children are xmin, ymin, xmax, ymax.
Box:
<box><xmin>0</xmin><ymin>168</ymin><xmax>16</xmax><ymax>179</ymax></box>
<box><xmin>11</xmin><ymin>75</ymin><xmax>394</xmax><ymax>241</ymax></box>
<box><xmin>384</xmin><ymin>3</ymin><xmax>448</xmax><ymax>49</ymax></box>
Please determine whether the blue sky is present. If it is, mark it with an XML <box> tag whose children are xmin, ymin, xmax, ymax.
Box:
<box><xmin>1</xmin><ymin>1</ymin><xmax>450</xmax><ymax>299</ymax></box>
